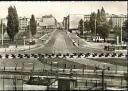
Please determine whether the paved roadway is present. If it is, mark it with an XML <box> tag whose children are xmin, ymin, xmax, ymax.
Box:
<box><xmin>24</xmin><ymin>29</ymin><xmax>106</xmax><ymax>54</ymax></box>
<box><xmin>0</xmin><ymin>28</ymin><xmax>127</xmax><ymax>90</ymax></box>
<box><xmin>23</xmin><ymin>29</ymin><xmax>126</xmax><ymax>71</ymax></box>
<box><xmin>0</xmin><ymin>29</ymin><xmax>127</xmax><ymax>72</ymax></box>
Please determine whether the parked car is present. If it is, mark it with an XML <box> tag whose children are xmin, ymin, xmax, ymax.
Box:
<box><xmin>26</xmin><ymin>40</ymin><xmax>35</xmax><ymax>45</ymax></box>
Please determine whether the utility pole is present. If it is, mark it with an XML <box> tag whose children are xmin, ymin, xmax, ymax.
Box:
<box><xmin>28</xmin><ymin>20</ymin><xmax>31</xmax><ymax>56</ymax></box>
<box><xmin>83</xmin><ymin>15</ymin><xmax>85</xmax><ymax>36</ymax></box>
<box><xmin>121</xmin><ymin>23</ymin><xmax>123</xmax><ymax>45</ymax></box>
<box><xmin>126</xmin><ymin>1</ymin><xmax>128</xmax><ymax>90</ymax></box>
<box><xmin>95</xmin><ymin>16</ymin><xmax>97</xmax><ymax>42</ymax></box>
<box><xmin>1</xmin><ymin>20</ymin><xmax>3</xmax><ymax>46</ymax></box>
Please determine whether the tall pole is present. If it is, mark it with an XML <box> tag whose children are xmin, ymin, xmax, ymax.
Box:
<box><xmin>121</xmin><ymin>23</ymin><xmax>123</xmax><ymax>45</ymax></box>
<box><xmin>95</xmin><ymin>16</ymin><xmax>97</xmax><ymax>42</ymax></box>
<box><xmin>83</xmin><ymin>15</ymin><xmax>85</xmax><ymax>36</ymax></box>
<box><xmin>1</xmin><ymin>20</ymin><xmax>3</xmax><ymax>46</ymax></box>
<box><xmin>29</xmin><ymin>21</ymin><xmax>31</xmax><ymax>56</ymax></box>
<box><xmin>127</xmin><ymin>1</ymin><xmax>128</xmax><ymax>90</ymax></box>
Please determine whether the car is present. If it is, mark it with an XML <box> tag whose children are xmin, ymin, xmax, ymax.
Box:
<box><xmin>26</xmin><ymin>40</ymin><xmax>35</xmax><ymax>45</ymax></box>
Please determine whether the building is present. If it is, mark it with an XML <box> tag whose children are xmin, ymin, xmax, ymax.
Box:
<box><xmin>84</xmin><ymin>14</ymin><xmax>127</xmax><ymax>28</ymax></box>
<box><xmin>36</xmin><ymin>17</ymin><xmax>41</xmax><ymax>26</ymax></box>
<box><xmin>35</xmin><ymin>15</ymin><xmax>57</xmax><ymax>38</ymax></box>
<box><xmin>109</xmin><ymin>14</ymin><xmax>127</xmax><ymax>28</ymax></box>
<box><xmin>19</xmin><ymin>17</ymin><xmax>30</xmax><ymax>32</ymax></box>
<box><xmin>39</xmin><ymin>15</ymin><xmax>57</xmax><ymax>29</ymax></box>
<box><xmin>63</xmin><ymin>17</ymin><xmax>68</xmax><ymax>30</ymax></box>
<box><xmin>84</xmin><ymin>14</ymin><xmax>90</xmax><ymax>21</ymax></box>
<box><xmin>68</xmin><ymin>14</ymin><xmax>84</xmax><ymax>30</ymax></box>
<box><xmin>0</xmin><ymin>18</ymin><xmax>7</xmax><ymax>26</ymax></box>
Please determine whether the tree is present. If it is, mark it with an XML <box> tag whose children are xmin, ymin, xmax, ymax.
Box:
<box><xmin>113</xmin><ymin>25</ymin><xmax>121</xmax><ymax>36</ymax></box>
<box><xmin>96</xmin><ymin>9</ymin><xmax>101</xmax><ymax>25</ymax></box>
<box><xmin>100</xmin><ymin>7</ymin><xmax>106</xmax><ymax>22</ymax></box>
<box><xmin>84</xmin><ymin>20</ymin><xmax>91</xmax><ymax>33</ymax></box>
<box><xmin>30</xmin><ymin>14</ymin><xmax>37</xmax><ymax>36</ymax></box>
<box><xmin>90</xmin><ymin>12</ymin><xmax>96</xmax><ymax>35</ymax></box>
<box><xmin>78</xmin><ymin>19</ymin><xmax>83</xmax><ymax>35</ymax></box>
<box><xmin>96</xmin><ymin>7</ymin><xmax>110</xmax><ymax>41</ymax></box>
<box><xmin>108</xmin><ymin>17</ymin><xmax>113</xmax><ymax>29</ymax></box>
<box><xmin>97</xmin><ymin>24</ymin><xmax>109</xmax><ymax>42</ymax></box>
<box><xmin>7</xmin><ymin>6</ymin><xmax>19</xmax><ymax>42</ymax></box>
<box><xmin>13</xmin><ymin>6</ymin><xmax>19</xmax><ymax>34</ymax></box>
<box><xmin>122</xmin><ymin>19</ymin><xmax>128</xmax><ymax>42</ymax></box>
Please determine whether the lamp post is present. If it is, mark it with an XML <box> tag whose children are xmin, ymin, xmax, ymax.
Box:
<box><xmin>95</xmin><ymin>15</ymin><xmax>97</xmax><ymax>42</ymax></box>
<box><xmin>23</xmin><ymin>36</ymin><xmax>26</xmax><ymax>48</ymax></box>
<box><xmin>126</xmin><ymin>1</ymin><xmax>128</xmax><ymax>90</ymax></box>
<box><xmin>121</xmin><ymin>23</ymin><xmax>123</xmax><ymax>45</ymax></box>
<box><xmin>21</xmin><ymin>62</ymin><xmax>25</xmax><ymax>72</ymax></box>
<box><xmin>29</xmin><ymin>21</ymin><xmax>31</xmax><ymax>51</ymax></box>
<box><xmin>1</xmin><ymin>19</ymin><xmax>3</xmax><ymax>46</ymax></box>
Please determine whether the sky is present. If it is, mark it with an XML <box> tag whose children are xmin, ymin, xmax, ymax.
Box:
<box><xmin>0</xmin><ymin>1</ymin><xmax>127</xmax><ymax>22</ymax></box>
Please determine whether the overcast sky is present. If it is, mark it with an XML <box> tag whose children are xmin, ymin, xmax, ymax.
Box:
<box><xmin>0</xmin><ymin>1</ymin><xmax>127</xmax><ymax>22</ymax></box>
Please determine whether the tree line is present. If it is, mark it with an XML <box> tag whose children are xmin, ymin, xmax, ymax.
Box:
<box><xmin>78</xmin><ymin>7</ymin><xmax>126</xmax><ymax>42</ymax></box>
<box><xmin>0</xmin><ymin>6</ymin><xmax>37</xmax><ymax>43</ymax></box>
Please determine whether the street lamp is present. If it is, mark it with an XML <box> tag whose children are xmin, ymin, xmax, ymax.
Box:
<box><xmin>21</xmin><ymin>62</ymin><xmax>25</xmax><ymax>72</ymax></box>
<box><xmin>23</xmin><ymin>36</ymin><xmax>26</xmax><ymax>48</ymax></box>
<box><xmin>94</xmin><ymin>15</ymin><xmax>97</xmax><ymax>42</ymax></box>
<box><xmin>1</xmin><ymin>19</ymin><xmax>3</xmax><ymax>46</ymax></box>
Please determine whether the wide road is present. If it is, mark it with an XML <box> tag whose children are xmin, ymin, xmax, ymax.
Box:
<box><xmin>23</xmin><ymin>29</ymin><xmax>126</xmax><ymax>71</ymax></box>
<box><xmin>0</xmin><ymin>29</ymin><xmax>126</xmax><ymax>73</ymax></box>
<box><xmin>24</xmin><ymin>29</ymin><xmax>104</xmax><ymax>54</ymax></box>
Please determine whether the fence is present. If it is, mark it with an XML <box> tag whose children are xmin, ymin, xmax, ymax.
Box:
<box><xmin>0</xmin><ymin>75</ymin><xmax>23</xmax><ymax>90</ymax></box>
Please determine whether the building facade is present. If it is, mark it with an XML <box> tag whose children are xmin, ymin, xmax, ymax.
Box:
<box><xmin>19</xmin><ymin>17</ymin><xmax>30</xmax><ymax>32</ymax></box>
<box><xmin>39</xmin><ymin>15</ymin><xmax>57</xmax><ymax>29</ymax></box>
<box><xmin>83</xmin><ymin>14</ymin><xmax>127</xmax><ymax>28</ymax></box>
<box><xmin>109</xmin><ymin>14</ymin><xmax>127</xmax><ymax>28</ymax></box>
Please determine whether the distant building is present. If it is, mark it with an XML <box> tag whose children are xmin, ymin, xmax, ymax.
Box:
<box><xmin>19</xmin><ymin>17</ymin><xmax>30</xmax><ymax>32</ymax></box>
<box><xmin>83</xmin><ymin>14</ymin><xmax>127</xmax><ymax>28</ymax></box>
<box><xmin>109</xmin><ymin>14</ymin><xmax>127</xmax><ymax>28</ymax></box>
<box><xmin>39</xmin><ymin>15</ymin><xmax>57</xmax><ymax>29</ymax></box>
<box><xmin>0</xmin><ymin>18</ymin><xmax>7</xmax><ymax>26</ymax></box>
<box><xmin>63</xmin><ymin>17</ymin><xmax>68</xmax><ymax>30</ymax></box>
<box><xmin>68</xmin><ymin>14</ymin><xmax>84</xmax><ymax>30</ymax></box>
<box><xmin>84</xmin><ymin>15</ymin><xmax>90</xmax><ymax>21</ymax></box>
<box><xmin>36</xmin><ymin>17</ymin><xmax>41</xmax><ymax>26</ymax></box>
